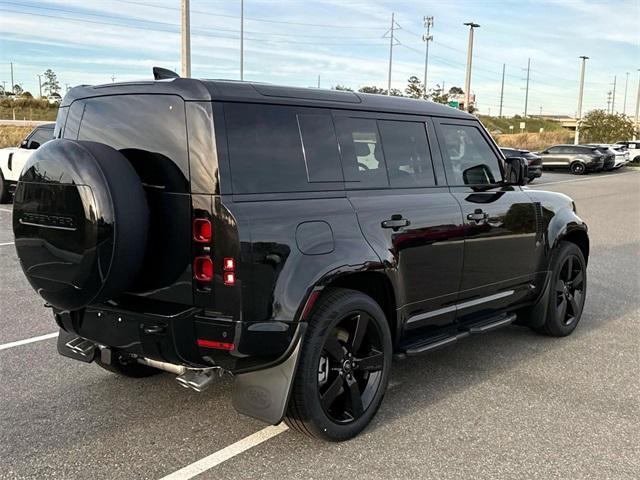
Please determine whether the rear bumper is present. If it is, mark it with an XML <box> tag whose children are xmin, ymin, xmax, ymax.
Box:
<box><xmin>54</xmin><ymin>302</ymin><xmax>300</xmax><ymax>374</ymax></box>
<box><xmin>586</xmin><ymin>159</ymin><xmax>604</xmax><ymax>171</ymax></box>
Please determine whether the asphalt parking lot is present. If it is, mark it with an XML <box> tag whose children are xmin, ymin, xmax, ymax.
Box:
<box><xmin>1</xmin><ymin>169</ymin><xmax>639</xmax><ymax>479</ymax></box>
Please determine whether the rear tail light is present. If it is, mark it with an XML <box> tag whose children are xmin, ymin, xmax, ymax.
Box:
<box><xmin>197</xmin><ymin>339</ymin><xmax>234</xmax><ymax>350</ymax></box>
<box><xmin>223</xmin><ymin>258</ymin><xmax>235</xmax><ymax>270</ymax></box>
<box><xmin>193</xmin><ymin>218</ymin><xmax>212</xmax><ymax>243</ymax></box>
<box><xmin>194</xmin><ymin>256</ymin><xmax>213</xmax><ymax>282</ymax></box>
<box><xmin>224</xmin><ymin>272</ymin><xmax>235</xmax><ymax>286</ymax></box>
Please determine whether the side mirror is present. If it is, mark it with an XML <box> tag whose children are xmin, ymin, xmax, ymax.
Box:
<box><xmin>20</xmin><ymin>140</ymin><xmax>28</xmax><ymax>148</ymax></box>
<box><xmin>28</xmin><ymin>141</ymin><xmax>40</xmax><ymax>150</ymax></box>
<box><xmin>462</xmin><ymin>164</ymin><xmax>495</xmax><ymax>185</ymax></box>
<box><xmin>504</xmin><ymin>157</ymin><xmax>528</xmax><ymax>186</ymax></box>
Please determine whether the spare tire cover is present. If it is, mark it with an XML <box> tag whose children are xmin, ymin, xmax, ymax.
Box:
<box><xmin>12</xmin><ymin>139</ymin><xmax>149</xmax><ymax>311</ymax></box>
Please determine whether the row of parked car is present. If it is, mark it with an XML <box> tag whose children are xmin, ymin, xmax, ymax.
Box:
<box><xmin>501</xmin><ymin>142</ymin><xmax>639</xmax><ymax>180</ymax></box>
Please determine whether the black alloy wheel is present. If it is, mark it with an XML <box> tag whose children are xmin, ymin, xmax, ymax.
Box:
<box><xmin>554</xmin><ymin>254</ymin><xmax>585</xmax><ymax>327</ymax></box>
<box><xmin>533</xmin><ymin>241</ymin><xmax>587</xmax><ymax>337</ymax></box>
<box><xmin>285</xmin><ymin>288</ymin><xmax>392</xmax><ymax>441</ymax></box>
<box><xmin>318</xmin><ymin>311</ymin><xmax>384</xmax><ymax>424</ymax></box>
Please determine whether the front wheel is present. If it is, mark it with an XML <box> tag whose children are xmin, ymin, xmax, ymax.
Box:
<box><xmin>285</xmin><ymin>288</ymin><xmax>392</xmax><ymax>441</ymax></box>
<box><xmin>0</xmin><ymin>170</ymin><xmax>10</xmax><ymax>203</ymax></box>
<box><xmin>533</xmin><ymin>241</ymin><xmax>587</xmax><ymax>337</ymax></box>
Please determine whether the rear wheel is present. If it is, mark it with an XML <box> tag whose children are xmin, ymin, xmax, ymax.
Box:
<box><xmin>533</xmin><ymin>241</ymin><xmax>587</xmax><ymax>337</ymax></box>
<box><xmin>570</xmin><ymin>162</ymin><xmax>586</xmax><ymax>175</ymax></box>
<box><xmin>285</xmin><ymin>288</ymin><xmax>392</xmax><ymax>441</ymax></box>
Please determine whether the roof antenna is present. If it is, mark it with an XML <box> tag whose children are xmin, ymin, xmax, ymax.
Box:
<box><xmin>153</xmin><ymin>67</ymin><xmax>180</xmax><ymax>80</ymax></box>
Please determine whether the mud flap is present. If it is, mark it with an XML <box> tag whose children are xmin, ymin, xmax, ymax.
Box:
<box><xmin>515</xmin><ymin>274</ymin><xmax>551</xmax><ymax>328</ymax></box>
<box><xmin>232</xmin><ymin>324</ymin><xmax>306</xmax><ymax>425</ymax></box>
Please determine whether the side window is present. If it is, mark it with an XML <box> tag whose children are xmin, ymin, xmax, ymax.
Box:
<box><xmin>225</xmin><ymin>104</ymin><xmax>342</xmax><ymax>194</ymax></box>
<box><xmin>547</xmin><ymin>146</ymin><xmax>560</xmax><ymax>154</ymax></box>
<box><xmin>27</xmin><ymin>127</ymin><xmax>53</xmax><ymax>148</ymax></box>
<box><xmin>76</xmin><ymin>95</ymin><xmax>190</xmax><ymax>193</ymax></box>
<box><xmin>439</xmin><ymin>124</ymin><xmax>502</xmax><ymax>186</ymax></box>
<box><xmin>378</xmin><ymin>120</ymin><xmax>435</xmax><ymax>187</ymax></box>
<box><xmin>334</xmin><ymin>117</ymin><xmax>389</xmax><ymax>189</ymax></box>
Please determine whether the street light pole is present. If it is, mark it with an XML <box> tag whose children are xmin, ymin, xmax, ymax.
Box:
<box><xmin>240</xmin><ymin>0</ymin><xmax>244</xmax><ymax>81</ymax></box>
<box><xmin>463</xmin><ymin>22</ymin><xmax>480</xmax><ymax>112</ymax></box>
<box><xmin>634</xmin><ymin>69</ymin><xmax>640</xmax><ymax>140</ymax></box>
<box><xmin>623</xmin><ymin>72</ymin><xmax>629</xmax><ymax>114</ymax></box>
<box><xmin>575</xmin><ymin>56</ymin><xmax>588</xmax><ymax>145</ymax></box>
<box><xmin>611</xmin><ymin>75</ymin><xmax>617</xmax><ymax>113</ymax></box>
<box><xmin>499</xmin><ymin>63</ymin><xmax>505</xmax><ymax>117</ymax></box>
<box><xmin>422</xmin><ymin>16</ymin><xmax>433</xmax><ymax>98</ymax></box>
<box><xmin>37</xmin><ymin>74</ymin><xmax>42</xmax><ymax>98</ymax></box>
<box><xmin>524</xmin><ymin>58</ymin><xmax>531</xmax><ymax>117</ymax></box>
<box><xmin>181</xmin><ymin>0</ymin><xmax>191</xmax><ymax>77</ymax></box>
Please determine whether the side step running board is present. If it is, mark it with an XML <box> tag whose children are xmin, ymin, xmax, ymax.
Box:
<box><xmin>401</xmin><ymin>313</ymin><xmax>516</xmax><ymax>358</ymax></box>
<box><xmin>467</xmin><ymin>313</ymin><xmax>517</xmax><ymax>334</ymax></box>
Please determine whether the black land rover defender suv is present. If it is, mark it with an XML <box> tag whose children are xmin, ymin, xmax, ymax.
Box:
<box><xmin>12</xmin><ymin>74</ymin><xmax>589</xmax><ymax>441</ymax></box>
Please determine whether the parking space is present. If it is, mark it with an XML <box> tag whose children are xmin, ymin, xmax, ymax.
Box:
<box><xmin>1</xmin><ymin>170</ymin><xmax>639</xmax><ymax>479</ymax></box>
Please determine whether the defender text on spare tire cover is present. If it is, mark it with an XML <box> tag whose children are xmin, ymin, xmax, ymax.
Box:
<box><xmin>13</xmin><ymin>139</ymin><xmax>148</xmax><ymax>311</ymax></box>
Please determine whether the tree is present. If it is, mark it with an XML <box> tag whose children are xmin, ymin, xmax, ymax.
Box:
<box><xmin>579</xmin><ymin>110</ymin><xmax>635</xmax><ymax>144</ymax></box>
<box><xmin>13</xmin><ymin>84</ymin><xmax>23</xmax><ymax>95</ymax></box>
<box><xmin>42</xmin><ymin>69</ymin><xmax>61</xmax><ymax>95</ymax></box>
<box><xmin>388</xmin><ymin>88</ymin><xmax>404</xmax><ymax>97</ymax></box>
<box><xmin>333</xmin><ymin>84</ymin><xmax>353</xmax><ymax>92</ymax></box>
<box><xmin>358</xmin><ymin>85</ymin><xmax>386</xmax><ymax>95</ymax></box>
<box><xmin>449</xmin><ymin>86</ymin><xmax>464</xmax><ymax>95</ymax></box>
<box><xmin>428</xmin><ymin>83</ymin><xmax>448</xmax><ymax>104</ymax></box>
<box><xmin>405</xmin><ymin>76</ymin><xmax>424</xmax><ymax>99</ymax></box>
<box><xmin>21</xmin><ymin>91</ymin><xmax>33</xmax><ymax>98</ymax></box>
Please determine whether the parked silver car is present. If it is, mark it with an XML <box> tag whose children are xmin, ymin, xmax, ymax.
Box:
<box><xmin>537</xmin><ymin>144</ymin><xmax>605</xmax><ymax>175</ymax></box>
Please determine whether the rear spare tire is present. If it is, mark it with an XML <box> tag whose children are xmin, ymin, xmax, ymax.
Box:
<box><xmin>12</xmin><ymin>139</ymin><xmax>149</xmax><ymax>311</ymax></box>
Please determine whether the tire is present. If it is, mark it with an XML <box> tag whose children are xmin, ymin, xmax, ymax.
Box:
<box><xmin>570</xmin><ymin>162</ymin><xmax>586</xmax><ymax>175</ymax></box>
<box><xmin>0</xmin><ymin>169</ymin><xmax>10</xmax><ymax>204</ymax></box>
<box><xmin>12</xmin><ymin>139</ymin><xmax>149</xmax><ymax>310</ymax></box>
<box><xmin>285</xmin><ymin>288</ymin><xmax>392</xmax><ymax>441</ymax></box>
<box><xmin>95</xmin><ymin>352</ymin><xmax>161</xmax><ymax>378</ymax></box>
<box><xmin>533</xmin><ymin>241</ymin><xmax>587</xmax><ymax>337</ymax></box>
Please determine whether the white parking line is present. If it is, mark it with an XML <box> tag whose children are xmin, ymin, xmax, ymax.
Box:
<box><xmin>159</xmin><ymin>423</ymin><xmax>289</xmax><ymax>480</ymax></box>
<box><xmin>0</xmin><ymin>332</ymin><xmax>59</xmax><ymax>351</ymax></box>
<box><xmin>0</xmin><ymin>242</ymin><xmax>14</xmax><ymax>246</ymax></box>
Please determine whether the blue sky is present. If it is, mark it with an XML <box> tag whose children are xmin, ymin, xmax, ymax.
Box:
<box><xmin>0</xmin><ymin>0</ymin><xmax>638</xmax><ymax>116</ymax></box>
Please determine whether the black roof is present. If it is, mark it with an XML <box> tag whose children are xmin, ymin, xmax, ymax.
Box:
<box><xmin>61</xmin><ymin>77</ymin><xmax>474</xmax><ymax>119</ymax></box>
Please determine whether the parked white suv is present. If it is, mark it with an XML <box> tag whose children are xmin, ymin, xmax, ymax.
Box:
<box><xmin>586</xmin><ymin>144</ymin><xmax>629</xmax><ymax>169</ymax></box>
<box><xmin>0</xmin><ymin>123</ymin><xmax>54</xmax><ymax>202</ymax></box>
<box><xmin>615</xmin><ymin>141</ymin><xmax>640</xmax><ymax>163</ymax></box>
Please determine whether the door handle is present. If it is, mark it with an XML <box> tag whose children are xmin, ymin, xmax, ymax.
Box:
<box><xmin>466</xmin><ymin>209</ymin><xmax>489</xmax><ymax>223</ymax></box>
<box><xmin>381</xmin><ymin>214</ymin><xmax>410</xmax><ymax>230</ymax></box>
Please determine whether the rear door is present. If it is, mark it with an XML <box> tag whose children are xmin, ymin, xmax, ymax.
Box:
<box><xmin>541</xmin><ymin>146</ymin><xmax>568</xmax><ymax>167</ymax></box>
<box><xmin>433</xmin><ymin>119</ymin><xmax>540</xmax><ymax>323</ymax></box>
<box><xmin>334</xmin><ymin>111</ymin><xmax>465</xmax><ymax>332</ymax></box>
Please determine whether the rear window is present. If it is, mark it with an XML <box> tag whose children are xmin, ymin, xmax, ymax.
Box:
<box><xmin>224</xmin><ymin>103</ymin><xmax>343</xmax><ymax>194</ymax></box>
<box><xmin>67</xmin><ymin>94</ymin><xmax>189</xmax><ymax>192</ymax></box>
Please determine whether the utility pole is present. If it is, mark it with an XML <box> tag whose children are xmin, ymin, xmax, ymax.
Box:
<box><xmin>634</xmin><ymin>69</ymin><xmax>640</xmax><ymax>140</ymax></box>
<box><xmin>317</xmin><ymin>75</ymin><xmax>320</xmax><ymax>88</ymax></box>
<box><xmin>539</xmin><ymin>106</ymin><xmax>543</xmax><ymax>116</ymax></box>
<box><xmin>499</xmin><ymin>63</ymin><xmax>505</xmax><ymax>117</ymax></box>
<box><xmin>463</xmin><ymin>22</ymin><xmax>480</xmax><ymax>112</ymax></box>
<box><xmin>240</xmin><ymin>0</ymin><xmax>244</xmax><ymax>81</ymax></box>
<box><xmin>111</xmin><ymin>74</ymin><xmax>116</xmax><ymax>83</ymax></box>
<box><xmin>1</xmin><ymin>81</ymin><xmax>6</xmax><ymax>95</ymax></box>
<box><xmin>10</xmin><ymin>61</ymin><xmax>14</xmax><ymax>93</ymax></box>
<box><xmin>181</xmin><ymin>0</ymin><xmax>191</xmax><ymax>77</ymax></box>
<box><xmin>422</xmin><ymin>16</ymin><xmax>433</xmax><ymax>98</ymax></box>
<box><xmin>385</xmin><ymin>12</ymin><xmax>398</xmax><ymax>96</ymax></box>
<box><xmin>611</xmin><ymin>75</ymin><xmax>617</xmax><ymax>113</ymax></box>
<box><xmin>575</xmin><ymin>56</ymin><xmax>588</xmax><ymax>145</ymax></box>
<box><xmin>623</xmin><ymin>72</ymin><xmax>629</xmax><ymax>114</ymax></box>
<box><xmin>37</xmin><ymin>74</ymin><xmax>42</xmax><ymax>98</ymax></box>
<box><xmin>606</xmin><ymin>91</ymin><xmax>612</xmax><ymax>113</ymax></box>
<box><xmin>523</xmin><ymin>57</ymin><xmax>531</xmax><ymax>117</ymax></box>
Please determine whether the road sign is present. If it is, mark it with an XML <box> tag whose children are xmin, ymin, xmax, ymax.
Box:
<box><xmin>448</xmin><ymin>101</ymin><xmax>460</xmax><ymax>109</ymax></box>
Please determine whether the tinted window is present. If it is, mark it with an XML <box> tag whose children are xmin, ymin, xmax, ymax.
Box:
<box><xmin>334</xmin><ymin>117</ymin><xmax>388</xmax><ymax>189</ymax></box>
<box><xmin>28</xmin><ymin>126</ymin><xmax>53</xmax><ymax>148</ymax></box>
<box><xmin>378</xmin><ymin>120</ymin><xmax>435</xmax><ymax>187</ymax></box>
<box><xmin>439</xmin><ymin>124</ymin><xmax>502</xmax><ymax>185</ymax></box>
<box><xmin>546</xmin><ymin>146</ymin><xmax>561</xmax><ymax>154</ymax></box>
<box><xmin>225</xmin><ymin>104</ymin><xmax>342</xmax><ymax>193</ymax></box>
<box><xmin>73</xmin><ymin>94</ymin><xmax>189</xmax><ymax>192</ymax></box>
